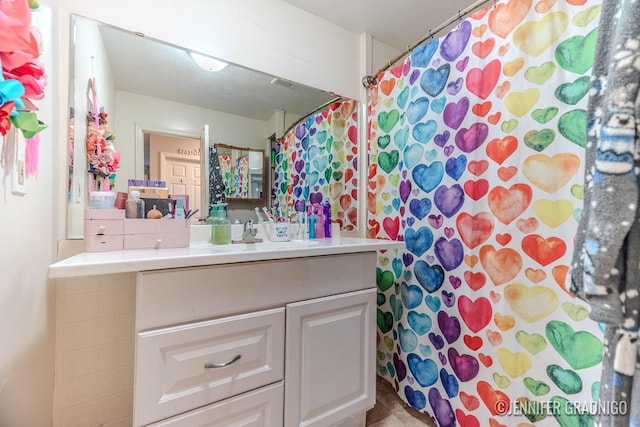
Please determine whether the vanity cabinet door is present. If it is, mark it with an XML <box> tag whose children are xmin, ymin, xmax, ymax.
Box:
<box><xmin>284</xmin><ymin>288</ymin><xmax>375</xmax><ymax>427</ymax></box>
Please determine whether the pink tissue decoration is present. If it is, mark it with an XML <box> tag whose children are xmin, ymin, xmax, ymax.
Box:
<box><xmin>25</xmin><ymin>134</ymin><xmax>39</xmax><ymax>178</ymax></box>
<box><xmin>0</xmin><ymin>101</ymin><xmax>14</xmax><ymax>136</ymax></box>
<box><xmin>0</xmin><ymin>0</ymin><xmax>40</xmax><ymax>70</ymax></box>
<box><xmin>3</xmin><ymin>60</ymin><xmax>47</xmax><ymax>100</ymax></box>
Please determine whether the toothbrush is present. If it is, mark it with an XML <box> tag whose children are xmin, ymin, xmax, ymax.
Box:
<box><xmin>263</xmin><ymin>207</ymin><xmax>276</xmax><ymax>222</ymax></box>
<box><xmin>255</xmin><ymin>207</ymin><xmax>267</xmax><ymax>222</ymax></box>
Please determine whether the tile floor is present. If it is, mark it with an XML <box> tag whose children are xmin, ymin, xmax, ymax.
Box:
<box><xmin>366</xmin><ymin>376</ymin><xmax>437</xmax><ymax>426</ymax></box>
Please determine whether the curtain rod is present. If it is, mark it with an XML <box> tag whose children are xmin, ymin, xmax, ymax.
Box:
<box><xmin>279</xmin><ymin>96</ymin><xmax>345</xmax><ymax>141</ymax></box>
<box><xmin>362</xmin><ymin>0</ymin><xmax>492</xmax><ymax>88</ymax></box>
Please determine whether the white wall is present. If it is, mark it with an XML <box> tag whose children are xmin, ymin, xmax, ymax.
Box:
<box><xmin>0</xmin><ymin>3</ymin><xmax>56</xmax><ymax>427</ymax></box>
<box><xmin>372</xmin><ymin>39</ymin><xmax>402</xmax><ymax>73</ymax></box>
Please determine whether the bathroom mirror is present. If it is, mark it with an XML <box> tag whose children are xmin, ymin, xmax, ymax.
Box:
<box><xmin>66</xmin><ymin>14</ymin><xmax>349</xmax><ymax>239</ymax></box>
<box><xmin>215</xmin><ymin>144</ymin><xmax>265</xmax><ymax>201</ymax></box>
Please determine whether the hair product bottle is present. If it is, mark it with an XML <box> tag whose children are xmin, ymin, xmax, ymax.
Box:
<box><xmin>125</xmin><ymin>190</ymin><xmax>145</xmax><ymax>219</ymax></box>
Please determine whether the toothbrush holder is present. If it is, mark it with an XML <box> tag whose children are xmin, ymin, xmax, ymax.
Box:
<box><xmin>269</xmin><ymin>222</ymin><xmax>291</xmax><ymax>241</ymax></box>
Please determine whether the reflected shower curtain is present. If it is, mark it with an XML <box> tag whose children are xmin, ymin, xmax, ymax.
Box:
<box><xmin>369</xmin><ymin>0</ymin><xmax>604</xmax><ymax>425</ymax></box>
<box><xmin>218</xmin><ymin>154</ymin><xmax>232</xmax><ymax>197</ymax></box>
<box><xmin>234</xmin><ymin>156</ymin><xmax>249</xmax><ymax>198</ymax></box>
<box><xmin>274</xmin><ymin>99</ymin><xmax>358</xmax><ymax>229</ymax></box>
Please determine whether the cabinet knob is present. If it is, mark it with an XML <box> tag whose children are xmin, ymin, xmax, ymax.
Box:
<box><xmin>204</xmin><ymin>354</ymin><xmax>241</xmax><ymax>369</ymax></box>
<box><xmin>97</xmin><ymin>225</ymin><xmax>106</xmax><ymax>235</ymax></box>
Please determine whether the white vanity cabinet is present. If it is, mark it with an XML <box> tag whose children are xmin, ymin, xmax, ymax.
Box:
<box><xmin>133</xmin><ymin>252</ymin><xmax>377</xmax><ymax>427</ymax></box>
<box><xmin>50</xmin><ymin>237</ymin><xmax>403</xmax><ymax>427</ymax></box>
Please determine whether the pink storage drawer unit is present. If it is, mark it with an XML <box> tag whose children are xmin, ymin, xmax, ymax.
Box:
<box><xmin>84</xmin><ymin>209</ymin><xmax>125</xmax><ymax>252</ymax></box>
<box><xmin>84</xmin><ymin>209</ymin><xmax>189</xmax><ymax>252</ymax></box>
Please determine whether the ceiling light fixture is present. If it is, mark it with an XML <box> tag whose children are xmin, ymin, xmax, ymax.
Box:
<box><xmin>189</xmin><ymin>52</ymin><xmax>228</xmax><ymax>72</ymax></box>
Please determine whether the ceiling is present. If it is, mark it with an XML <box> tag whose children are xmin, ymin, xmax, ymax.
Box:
<box><xmin>97</xmin><ymin>0</ymin><xmax>484</xmax><ymax>122</ymax></box>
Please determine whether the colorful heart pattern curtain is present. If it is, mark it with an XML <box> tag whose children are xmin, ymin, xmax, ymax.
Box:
<box><xmin>234</xmin><ymin>155</ymin><xmax>249</xmax><ymax>198</ymax></box>
<box><xmin>369</xmin><ymin>0</ymin><xmax>605</xmax><ymax>425</ymax></box>
<box><xmin>274</xmin><ymin>99</ymin><xmax>358</xmax><ymax>229</ymax></box>
<box><xmin>218</xmin><ymin>154</ymin><xmax>232</xmax><ymax>197</ymax></box>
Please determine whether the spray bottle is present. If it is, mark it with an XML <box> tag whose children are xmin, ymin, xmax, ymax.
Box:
<box><xmin>323</xmin><ymin>202</ymin><xmax>332</xmax><ymax>237</ymax></box>
<box><xmin>308</xmin><ymin>206</ymin><xmax>316</xmax><ymax>239</ymax></box>
<box><xmin>315</xmin><ymin>204</ymin><xmax>325</xmax><ymax>238</ymax></box>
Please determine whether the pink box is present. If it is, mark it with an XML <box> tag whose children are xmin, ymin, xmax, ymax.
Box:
<box><xmin>83</xmin><ymin>209</ymin><xmax>189</xmax><ymax>252</ymax></box>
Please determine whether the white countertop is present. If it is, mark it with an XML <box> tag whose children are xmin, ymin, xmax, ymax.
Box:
<box><xmin>49</xmin><ymin>237</ymin><xmax>404</xmax><ymax>278</ymax></box>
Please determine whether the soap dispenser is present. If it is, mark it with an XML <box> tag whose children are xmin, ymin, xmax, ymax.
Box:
<box><xmin>207</xmin><ymin>203</ymin><xmax>231</xmax><ymax>245</ymax></box>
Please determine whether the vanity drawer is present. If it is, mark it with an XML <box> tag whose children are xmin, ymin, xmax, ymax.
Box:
<box><xmin>146</xmin><ymin>381</ymin><xmax>284</xmax><ymax>426</ymax></box>
<box><xmin>124</xmin><ymin>232</ymin><xmax>189</xmax><ymax>250</ymax></box>
<box><xmin>83</xmin><ymin>233</ymin><xmax>124</xmax><ymax>252</ymax></box>
<box><xmin>84</xmin><ymin>219</ymin><xmax>124</xmax><ymax>236</ymax></box>
<box><xmin>134</xmin><ymin>307</ymin><xmax>285</xmax><ymax>426</ymax></box>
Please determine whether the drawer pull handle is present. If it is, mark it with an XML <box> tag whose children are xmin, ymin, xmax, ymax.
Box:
<box><xmin>97</xmin><ymin>225</ymin><xmax>106</xmax><ymax>235</ymax></box>
<box><xmin>204</xmin><ymin>354</ymin><xmax>241</xmax><ymax>368</ymax></box>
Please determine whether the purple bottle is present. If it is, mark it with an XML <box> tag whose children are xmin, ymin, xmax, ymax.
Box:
<box><xmin>323</xmin><ymin>202</ymin><xmax>331</xmax><ymax>237</ymax></box>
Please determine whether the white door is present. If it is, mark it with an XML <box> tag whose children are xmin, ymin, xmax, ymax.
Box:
<box><xmin>161</xmin><ymin>152</ymin><xmax>201</xmax><ymax>212</ymax></box>
<box><xmin>284</xmin><ymin>288</ymin><xmax>376</xmax><ymax>427</ymax></box>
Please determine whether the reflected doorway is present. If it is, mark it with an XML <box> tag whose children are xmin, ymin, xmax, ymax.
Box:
<box><xmin>144</xmin><ymin>130</ymin><xmax>201</xmax><ymax>212</ymax></box>
<box><xmin>160</xmin><ymin>152</ymin><xmax>202</xmax><ymax>212</ymax></box>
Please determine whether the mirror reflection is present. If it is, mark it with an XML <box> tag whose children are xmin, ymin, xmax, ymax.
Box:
<box><xmin>143</xmin><ymin>129</ymin><xmax>203</xmax><ymax>212</ymax></box>
<box><xmin>273</xmin><ymin>99</ymin><xmax>360</xmax><ymax>231</ymax></box>
<box><xmin>66</xmin><ymin>14</ymin><xmax>347</xmax><ymax>238</ymax></box>
<box><xmin>215</xmin><ymin>144</ymin><xmax>265</xmax><ymax>201</ymax></box>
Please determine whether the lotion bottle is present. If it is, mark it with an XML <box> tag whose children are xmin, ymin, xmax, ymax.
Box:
<box><xmin>174</xmin><ymin>198</ymin><xmax>185</xmax><ymax>219</ymax></box>
<box><xmin>125</xmin><ymin>190</ymin><xmax>145</xmax><ymax>219</ymax></box>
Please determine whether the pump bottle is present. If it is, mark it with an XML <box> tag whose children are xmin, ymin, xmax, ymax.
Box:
<box><xmin>207</xmin><ymin>203</ymin><xmax>231</xmax><ymax>244</ymax></box>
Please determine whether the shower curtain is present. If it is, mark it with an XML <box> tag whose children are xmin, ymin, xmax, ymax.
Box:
<box><xmin>369</xmin><ymin>0</ymin><xmax>604</xmax><ymax>425</ymax></box>
<box><xmin>274</xmin><ymin>99</ymin><xmax>358</xmax><ymax>229</ymax></box>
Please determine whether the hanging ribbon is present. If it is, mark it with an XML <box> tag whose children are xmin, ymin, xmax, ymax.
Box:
<box><xmin>85</xmin><ymin>57</ymin><xmax>120</xmax><ymax>192</ymax></box>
